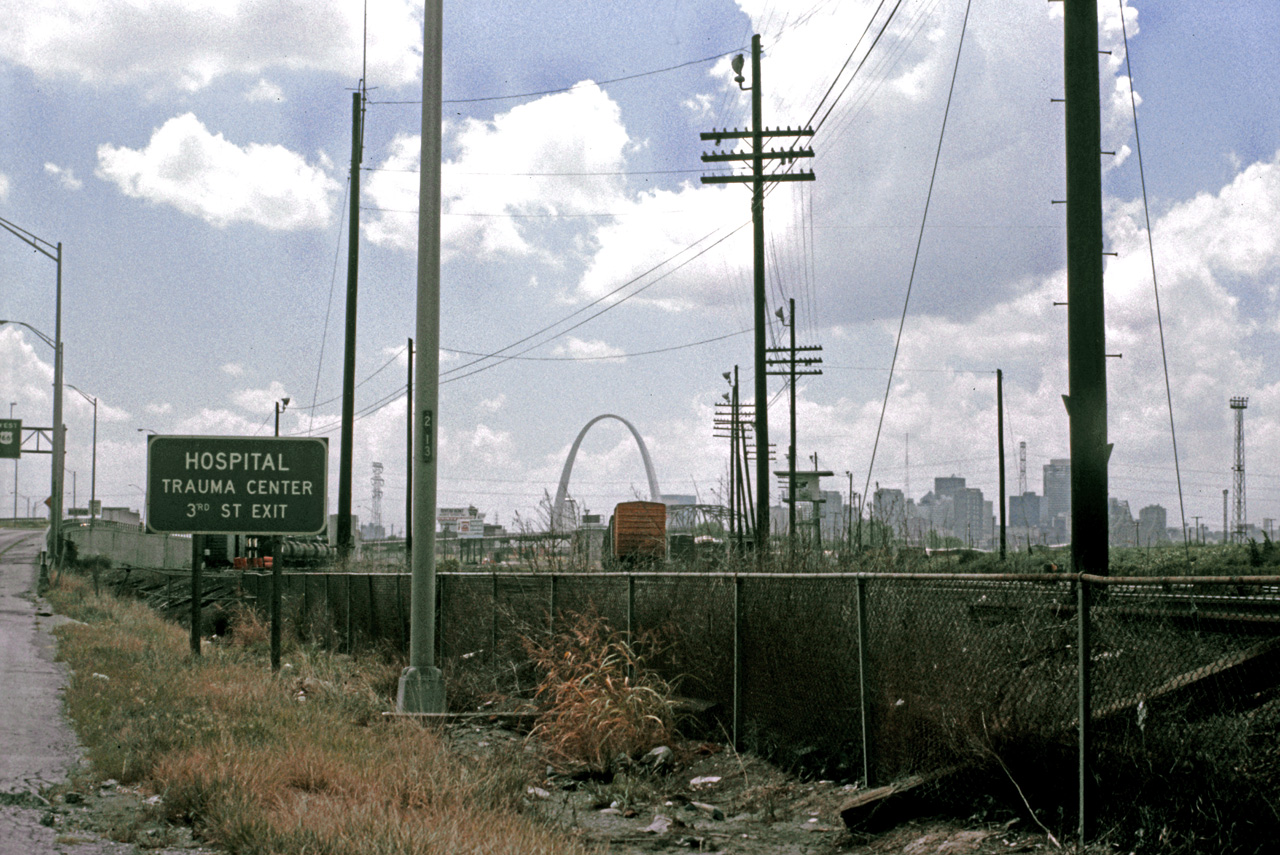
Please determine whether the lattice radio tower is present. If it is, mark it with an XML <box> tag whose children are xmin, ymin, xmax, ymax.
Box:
<box><xmin>1231</xmin><ymin>397</ymin><xmax>1248</xmax><ymax>543</ymax></box>
<box><xmin>371</xmin><ymin>462</ymin><xmax>384</xmax><ymax>532</ymax></box>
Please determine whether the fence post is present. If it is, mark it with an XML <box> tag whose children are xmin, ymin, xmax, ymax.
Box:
<box><xmin>490</xmin><ymin>571</ymin><xmax>498</xmax><ymax>662</ymax></box>
<box><xmin>549</xmin><ymin>573</ymin><xmax>557</xmax><ymax>638</ymax></box>
<box><xmin>1077</xmin><ymin>574</ymin><xmax>1092</xmax><ymax>848</ymax></box>
<box><xmin>303</xmin><ymin>573</ymin><xmax>310</xmax><ymax>641</ymax></box>
<box><xmin>271</xmin><ymin>562</ymin><xmax>282</xmax><ymax>671</ymax></box>
<box><xmin>396</xmin><ymin>572</ymin><xmax>406</xmax><ymax>651</ymax></box>
<box><xmin>626</xmin><ymin>572</ymin><xmax>636</xmax><ymax>682</ymax></box>
<box><xmin>346</xmin><ymin>574</ymin><xmax>353</xmax><ymax>654</ymax></box>
<box><xmin>367</xmin><ymin>575</ymin><xmax>378</xmax><ymax>642</ymax></box>
<box><xmin>856</xmin><ymin>576</ymin><xmax>873</xmax><ymax>787</ymax></box>
<box><xmin>189</xmin><ymin>535</ymin><xmax>202</xmax><ymax>657</ymax></box>
<box><xmin>733</xmin><ymin>573</ymin><xmax>742</xmax><ymax>752</ymax></box>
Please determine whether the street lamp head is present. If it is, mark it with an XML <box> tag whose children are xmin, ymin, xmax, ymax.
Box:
<box><xmin>775</xmin><ymin>306</ymin><xmax>786</xmax><ymax>324</ymax></box>
<box><xmin>722</xmin><ymin>371</ymin><xmax>731</xmax><ymax>382</ymax></box>
<box><xmin>282</xmin><ymin>397</ymin><xmax>291</xmax><ymax>408</ymax></box>
<box><xmin>731</xmin><ymin>53</ymin><xmax>745</xmax><ymax>86</ymax></box>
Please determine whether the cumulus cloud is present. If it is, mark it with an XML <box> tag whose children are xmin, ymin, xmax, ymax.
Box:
<box><xmin>244</xmin><ymin>78</ymin><xmax>284</xmax><ymax>102</ymax></box>
<box><xmin>0</xmin><ymin>0</ymin><xmax>422</xmax><ymax>93</ymax></box>
<box><xmin>230</xmin><ymin>380</ymin><xmax>289</xmax><ymax>415</ymax></box>
<box><xmin>145</xmin><ymin>402</ymin><xmax>174</xmax><ymax>416</ymax></box>
<box><xmin>0</xmin><ymin>171</ymin><xmax>9</xmax><ymax>200</ymax></box>
<box><xmin>96</xmin><ymin>113</ymin><xmax>339</xmax><ymax>230</ymax></box>
<box><xmin>221</xmin><ymin>363</ymin><xmax>245</xmax><ymax>376</ymax></box>
<box><xmin>477</xmin><ymin>394</ymin><xmax>506</xmax><ymax>413</ymax></box>
<box><xmin>43</xmin><ymin>162</ymin><xmax>83</xmax><ymax>190</ymax></box>
<box><xmin>364</xmin><ymin>82</ymin><xmax>631</xmax><ymax>257</ymax></box>
<box><xmin>550</xmin><ymin>337</ymin><xmax>626</xmax><ymax>362</ymax></box>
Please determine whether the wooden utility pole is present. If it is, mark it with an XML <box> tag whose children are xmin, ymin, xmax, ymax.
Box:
<box><xmin>699</xmin><ymin>35</ymin><xmax>814</xmax><ymax>563</ymax></box>
<box><xmin>405</xmin><ymin>337</ymin><xmax>413</xmax><ymax>565</ymax></box>
<box><xmin>766</xmin><ymin>298</ymin><xmax>822</xmax><ymax>563</ymax></box>
<box><xmin>1064</xmin><ymin>0</ymin><xmax>1108</xmax><ymax>576</ymax></box>
<box><xmin>997</xmin><ymin>369</ymin><xmax>1006</xmax><ymax>559</ymax></box>
<box><xmin>338</xmin><ymin>88</ymin><xmax>365</xmax><ymax>564</ymax></box>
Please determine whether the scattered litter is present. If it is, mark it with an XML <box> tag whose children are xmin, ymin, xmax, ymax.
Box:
<box><xmin>92</xmin><ymin>673</ymin><xmax>109</xmax><ymax>681</ymax></box>
<box><xmin>690</xmin><ymin>775</ymin><xmax>721</xmax><ymax>788</ymax></box>
<box><xmin>642</xmin><ymin>745</ymin><xmax>674</xmax><ymax>771</ymax></box>
<box><xmin>689</xmin><ymin>801</ymin><xmax>724</xmax><ymax>820</ymax></box>
<box><xmin>144</xmin><ymin>795</ymin><xmax>163</xmax><ymax>806</ymax></box>
<box><xmin>526</xmin><ymin>786</ymin><xmax>551</xmax><ymax>799</ymax></box>
<box><xmin>643</xmin><ymin>814</ymin><xmax>677</xmax><ymax>834</ymax></box>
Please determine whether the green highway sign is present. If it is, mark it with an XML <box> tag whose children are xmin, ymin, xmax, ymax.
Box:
<box><xmin>146</xmin><ymin>435</ymin><xmax>329</xmax><ymax>534</ymax></box>
<box><xmin>0</xmin><ymin>419</ymin><xmax>19</xmax><ymax>459</ymax></box>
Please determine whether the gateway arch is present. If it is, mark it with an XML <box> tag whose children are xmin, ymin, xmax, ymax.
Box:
<box><xmin>552</xmin><ymin>414</ymin><xmax>661</xmax><ymax>528</ymax></box>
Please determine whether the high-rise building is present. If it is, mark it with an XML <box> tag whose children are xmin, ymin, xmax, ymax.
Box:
<box><xmin>934</xmin><ymin>475</ymin><xmax>966</xmax><ymax>499</ymax></box>
<box><xmin>954</xmin><ymin>487</ymin><xmax>986</xmax><ymax>548</ymax></box>
<box><xmin>1138</xmin><ymin>504</ymin><xmax>1169</xmax><ymax>546</ymax></box>
<box><xmin>1010</xmin><ymin>492</ymin><xmax>1041</xmax><ymax>528</ymax></box>
<box><xmin>1043</xmin><ymin>459</ymin><xmax>1071</xmax><ymax>533</ymax></box>
<box><xmin>873</xmin><ymin>487</ymin><xmax>907</xmax><ymax>535</ymax></box>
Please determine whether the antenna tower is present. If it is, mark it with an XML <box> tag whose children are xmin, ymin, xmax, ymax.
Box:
<box><xmin>371</xmin><ymin>461</ymin><xmax>384</xmax><ymax>531</ymax></box>
<box><xmin>1231</xmin><ymin>397</ymin><xmax>1248</xmax><ymax>543</ymax></box>
<box><xmin>1018</xmin><ymin>441</ymin><xmax>1027</xmax><ymax>496</ymax></box>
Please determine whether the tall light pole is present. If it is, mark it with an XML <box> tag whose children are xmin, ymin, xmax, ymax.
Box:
<box><xmin>66</xmin><ymin>385</ymin><xmax>96</xmax><ymax>523</ymax></box>
<box><xmin>0</xmin><ymin>217</ymin><xmax>63</xmax><ymax>564</ymax></box>
<box><xmin>0</xmin><ymin>318</ymin><xmax>63</xmax><ymax>556</ymax></box>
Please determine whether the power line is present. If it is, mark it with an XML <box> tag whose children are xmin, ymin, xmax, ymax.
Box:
<box><xmin>442</xmin><ymin>329</ymin><xmax>749</xmax><ymax>362</ymax></box>
<box><xmin>369</xmin><ymin>48</ymin><xmax>744</xmax><ymax>106</ymax></box>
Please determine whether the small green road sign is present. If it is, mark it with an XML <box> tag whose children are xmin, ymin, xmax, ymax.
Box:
<box><xmin>0</xmin><ymin>419</ymin><xmax>19</xmax><ymax>459</ymax></box>
<box><xmin>146</xmin><ymin>435</ymin><xmax>329</xmax><ymax>534</ymax></box>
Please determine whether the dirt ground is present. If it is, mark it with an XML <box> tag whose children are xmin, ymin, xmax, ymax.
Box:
<box><xmin>441</xmin><ymin>719</ymin><xmax>1078</xmax><ymax>855</ymax></box>
<box><xmin>40</xmin><ymin>716</ymin><xmax>1084</xmax><ymax>855</ymax></box>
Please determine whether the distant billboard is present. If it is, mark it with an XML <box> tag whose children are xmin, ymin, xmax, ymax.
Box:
<box><xmin>146</xmin><ymin>435</ymin><xmax>328</xmax><ymax>535</ymax></box>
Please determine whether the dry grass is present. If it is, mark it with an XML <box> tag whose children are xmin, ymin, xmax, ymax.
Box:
<box><xmin>46</xmin><ymin>572</ymin><xmax>592</xmax><ymax>855</ymax></box>
<box><xmin>523</xmin><ymin>608</ymin><xmax>675</xmax><ymax>772</ymax></box>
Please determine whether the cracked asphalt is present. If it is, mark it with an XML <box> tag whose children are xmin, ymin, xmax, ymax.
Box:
<box><xmin>0</xmin><ymin>529</ymin><xmax>133</xmax><ymax>854</ymax></box>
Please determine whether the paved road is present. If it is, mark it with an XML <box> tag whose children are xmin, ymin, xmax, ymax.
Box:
<box><xmin>0</xmin><ymin>529</ymin><xmax>135</xmax><ymax>854</ymax></box>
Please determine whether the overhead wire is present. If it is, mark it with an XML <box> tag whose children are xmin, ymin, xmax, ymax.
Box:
<box><xmin>863</xmin><ymin>0</ymin><xmax>974</xmax><ymax>509</ymax></box>
<box><xmin>367</xmin><ymin>49</ymin><xmax>746</xmax><ymax>106</ymax></box>
<box><xmin>1119</xmin><ymin>1</ymin><xmax>1190</xmax><ymax>555</ymax></box>
<box><xmin>307</xmin><ymin>175</ymin><xmax>351</xmax><ymax>435</ymax></box>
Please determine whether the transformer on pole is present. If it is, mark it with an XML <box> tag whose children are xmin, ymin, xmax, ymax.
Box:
<box><xmin>1231</xmin><ymin>396</ymin><xmax>1248</xmax><ymax>543</ymax></box>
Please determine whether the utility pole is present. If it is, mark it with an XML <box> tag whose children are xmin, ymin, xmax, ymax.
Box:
<box><xmin>338</xmin><ymin>87</ymin><xmax>365</xmax><ymax>565</ymax></box>
<box><xmin>406</xmin><ymin>337</ymin><xmax>414</xmax><ymax>564</ymax></box>
<box><xmin>714</xmin><ymin>369</ymin><xmax>755</xmax><ymax>552</ymax></box>
<box><xmin>766</xmin><ymin>298</ymin><xmax>822</xmax><ymax>563</ymax></box>
<box><xmin>1064</xmin><ymin>0</ymin><xmax>1109</xmax><ymax>576</ymax></box>
<box><xmin>1223</xmin><ymin>489</ymin><xmax>1229</xmax><ymax>545</ymax></box>
<box><xmin>700</xmin><ymin>35</ymin><xmax>814</xmax><ymax>564</ymax></box>
<box><xmin>997</xmin><ymin>369</ymin><xmax>1007</xmax><ymax>560</ymax></box>
<box><xmin>399</xmin><ymin>0</ymin><xmax>445</xmax><ymax>713</ymax></box>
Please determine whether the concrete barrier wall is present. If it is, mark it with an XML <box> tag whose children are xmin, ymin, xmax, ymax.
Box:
<box><xmin>65</xmin><ymin>522</ymin><xmax>191</xmax><ymax>569</ymax></box>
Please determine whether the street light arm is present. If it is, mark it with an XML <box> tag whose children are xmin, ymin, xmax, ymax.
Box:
<box><xmin>0</xmin><ymin>216</ymin><xmax>58</xmax><ymax>263</ymax></box>
<box><xmin>0</xmin><ymin>319</ymin><xmax>56</xmax><ymax>349</ymax></box>
<box><xmin>65</xmin><ymin>384</ymin><xmax>96</xmax><ymax>406</ymax></box>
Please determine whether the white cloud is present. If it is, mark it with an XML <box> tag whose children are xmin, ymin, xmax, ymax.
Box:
<box><xmin>0</xmin><ymin>0</ymin><xmax>422</xmax><ymax>93</ymax></box>
<box><xmin>221</xmin><ymin>362</ymin><xmax>245</xmax><ymax>376</ymax></box>
<box><xmin>0</xmin><ymin>171</ymin><xmax>11</xmax><ymax>200</ymax></box>
<box><xmin>478</xmin><ymin>394</ymin><xmax>506</xmax><ymax>413</ymax></box>
<box><xmin>43</xmin><ymin>162</ymin><xmax>82</xmax><ymax>190</ymax></box>
<box><xmin>550</xmin><ymin>337</ymin><xmax>626</xmax><ymax>362</ymax></box>
<box><xmin>145</xmin><ymin>402</ymin><xmax>173</xmax><ymax>416</ymax></box>
<box><xmin>96</xmin><ymin>113</ymin><xmax>339</xmax><ymax>230</ymax></box>
<box><xmin>244</xmin><ymin>78</ymin><xmax>284</xmax><ymax>103</ymax></box>
<box><xmin>230</xmin><ymin>380</ymin><xmax>289</xmax><ymax>416</ymax></box>
<box><xmin>365</xmin><ymin>83</ymin><xmax>631</xmax><ymax>257</ymax></box>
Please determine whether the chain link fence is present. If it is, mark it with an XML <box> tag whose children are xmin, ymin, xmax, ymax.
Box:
<box><xmin>166</xmin><ymin>566</ymin><xmax>1280</xmax><ymax>848</ymax></box>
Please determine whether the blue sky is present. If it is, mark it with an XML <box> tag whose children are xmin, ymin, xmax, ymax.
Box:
<box><xmin>3</xmin><ymin>1</ymin><xmax>1280</xmax><ymax>538</ymax></box>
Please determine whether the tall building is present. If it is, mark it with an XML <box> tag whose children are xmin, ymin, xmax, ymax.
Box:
<box><xmin>954</xmin><ymin>487</ymin><xmax>987</xmax><ymax>548</ymax></box>
<box><xmin>1010</xmin><ymin>492</ymin><xmax>1041</xmax><ymax>529</ymax></box>
<box><xmin>934</xmin><ymin>475</ymin><xmax>966</xmax><ymax>499</ymax></box>
<box><xmin>873</xmin><ymin>488</ymin><xmax>907</xmax><ymax>536</ymax></box>
<box><xmin>1043</xmin><ymin>459</ymin><xmax>1071</xmax><ymax>538</ymax></box>
<box><xmin>1138</xmin><ymin>505</ymin><xmax>1169</xmax><ymax>546</ymax></box>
